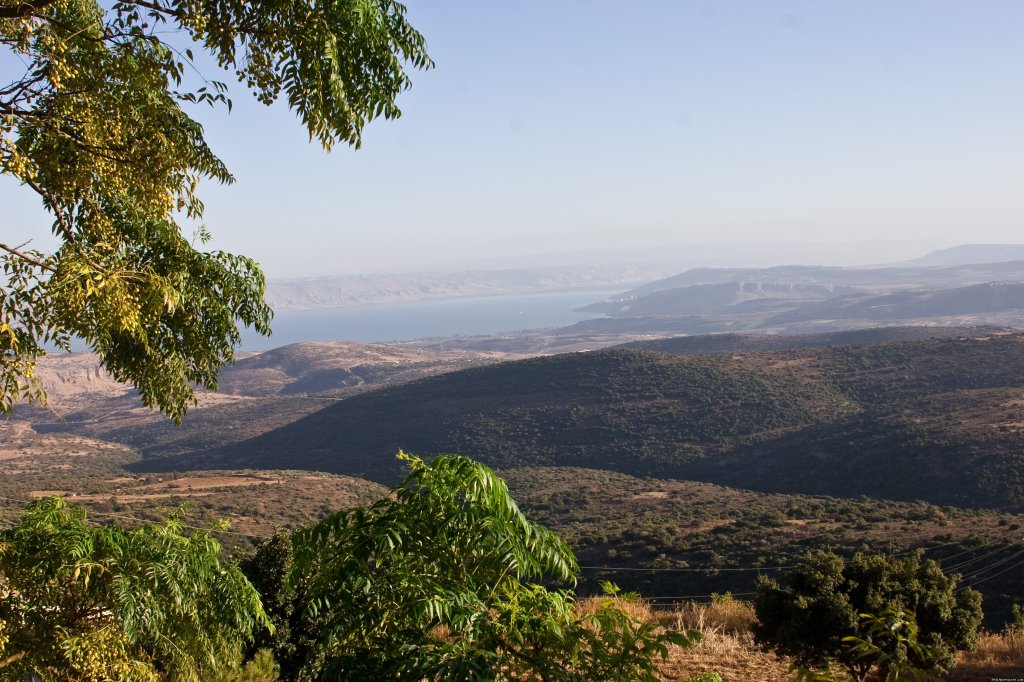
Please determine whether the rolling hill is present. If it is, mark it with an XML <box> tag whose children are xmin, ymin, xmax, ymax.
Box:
<box><xmin>141</xmin><ymin>332</ymin><xmax>1024</xmax><ymax>510</ymax></box>
<box><xmin>594</xmin><ymin>260</ymin><xmax>1024</xmax><ymax>306</ymax></box>
<box><xmin>563</xmin><ymin>259</ymin><xmax>1024</xmax><ymax>340</ymax></box>
<box><xmin>619</xmin><ymin>326</ymin><xmax>1003</xmax><ymax>355</ymax></box>
<box><xmin>141</xmin><ymin>347</ymin><xmax>856</xmax><ymax>482</ymax></box>
<box><xmin>215</xmin><ymin>341</ymin><xmax>500</xmax><ymax>397</ymax></box>
<box><xmin>11</xmin><ymin>327</ymin><xmax>1024</xmax><ymax>628</ymax></box>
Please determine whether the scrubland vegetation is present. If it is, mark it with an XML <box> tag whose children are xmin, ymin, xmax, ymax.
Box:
<box><xmin>2</xmin><ymin>453</ymin><xmax>1022</xmax><ymax>681</ymax></box>
<box><xmin>194</xmin><ymin>335</ymin><xmax>1024</xmax><ymax>512</ymax></box>
<box><xmin>3</xmin><ymin>0</ymin><xmax>1023</xmax><ymax>677</ymax></box>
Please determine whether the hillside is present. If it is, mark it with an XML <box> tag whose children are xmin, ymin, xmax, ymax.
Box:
<box><xmin>141</xmin><ymin>332</ymin><xmax>1024</xmax><ymax>511</ymax></box>
<box><xmin>145</xmin><ymin>347</ymin><xmax>855</xmax><ymax>482</ymax></box>
<box><xmin>764</xmin><ymin>281</ymin><xmax>1024</xmax><ymax>325</ymax></box>
<box><xmin>564</xmin><ymin>260</ymin><xmax>1024</xmax><ymax>340</ymax></box>
<box><xmin>902</xmin><ymin>244</ymin><xmax>1024</xmax><ymax>267</ymax></box>
<box><xmin>0</xmin><ymin>422</ymin><xmax>388</xmax><ymax>546</ymax></box>
<box><xmin>3</xmin><ymin>424</ymin><xmax>1022</xmax><ymax>627</ymax></box>
<box><xmin>216</xmin><ymin>341</ymin><xmax>500</xmax><ymax>397</ymax></box>
<box><xmin>500</xmin><ymin>467</ymin><xmax>1024</xmax><ymax>627</ymax></box>
<box><xmin>600</xmin><ymin>260</ymin><xmax>1024</xmax><ymax>304</ymax></box>
<box><xmin>16</xmin><ymin>342</ymin><xmax>507</xmax><ymax>461</ymax></box>
<box><xmin>582</xmin><ymin>281</ymin><xmax>859</xmax><ymax>317</ymax></box>
<box><xmin>620</xmin><ymin>326</ymin><xmax>1002</xmax><ymax>355</ymax></box>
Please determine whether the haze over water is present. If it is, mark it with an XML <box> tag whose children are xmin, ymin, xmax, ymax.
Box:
<box><xmin>239</xmin><ymin>289</ymin><xmax>613</xmax><ymax>349</ymax></box>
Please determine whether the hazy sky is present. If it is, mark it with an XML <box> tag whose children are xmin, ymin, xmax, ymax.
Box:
<box><xmin>5</xmin><ymin>1</ymin><xmax>1023</xmax><ymax>276</ymax></box>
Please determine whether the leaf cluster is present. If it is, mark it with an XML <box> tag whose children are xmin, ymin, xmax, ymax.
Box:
<box><xmin>244</xmin><ymin>453</ymin><xmax>698</xmax><ymax>680</ymax></box>
<box><xmin>1</xmin><ymin>0</ymin><xmax>431</xmax><ymax>420</ymax></box>
<box><xmin>754</xmin><ymin>550</ymin><xmax>983</xmax><ymax>681</ymax></box>
<box><xmin>0</xmin><ymin>496</ymin><xmax>271</xmax><ymax>680</ymax></box>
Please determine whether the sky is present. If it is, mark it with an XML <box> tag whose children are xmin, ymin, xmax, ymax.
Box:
<box><xmin>4</xmin><ymin>1</ymin><xmax>1024</xmax><ymax>277</ymax></box>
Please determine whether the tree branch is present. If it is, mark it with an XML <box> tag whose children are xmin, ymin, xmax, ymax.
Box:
<box><xmin>0</xmin><ymin>0</ymin><xmax>57</xmax><ymax>19</ymax></box>
<box><xmin>21</xmin><ymin>176</ymin><xmax>74</xmax><ymax>239</ymax></box>
<box><xmin>0</xmin><ymin>650</ymin><xmax>27</xmax><ymax>670</ymax></box>
<box><xmin>0</xmin><ymin>241</ymin><xmax>55</xmax><ymax>271</ymax></box>
<box><xmin>119</xmin><ymin>0</ymin><xmax>179</xmax><ymax>20</ymax></box>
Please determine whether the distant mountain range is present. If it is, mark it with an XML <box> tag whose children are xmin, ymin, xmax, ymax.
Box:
<box><xmin>263</xmin><ymin>244</ymin><xmax>1024</xmax><ymax>315</ymax></box>
<box><xmin>556</xmin><ymin>250</ymin><xmax>1024</xmax><ymax>341</ymax></box>
<box><xmin>264</xmin><ymin>264</ymin><xmax>667</xmax><ymax>310</ymax></box>
<box><xmin>900</xmin><ymin>243</ymin><xmax>1024</xmax><ymax>266</ymax></box>
<box><xmin>585</xmin><ymin>260</ymin><xmax>1024</xmax><ymax>316</ymax></box>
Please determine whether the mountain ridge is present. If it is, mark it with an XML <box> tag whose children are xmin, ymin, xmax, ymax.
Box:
<box><xmin>136</xmin><ymin>331</ymin><xmax>1024</xmax><ymax>511</ymax></box>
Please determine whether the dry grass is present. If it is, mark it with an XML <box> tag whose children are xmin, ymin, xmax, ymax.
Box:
<box><xmin>668</xmin><ymin>596</ymin><xmax>758</xmax><ymax>635</ymax></box>
<box><xmin>535</xmin><ymin>594</ymin><xmax>794</xmax><ymax>681</ymax></box>
<box><xmin>949</xmin><ymin>628</ymin><xmax>1024</xmax><ymax>681</ymax></box>
<box><xmin>617</xmin><ymin>597</ymin><xmax>1024</xmax><ymax>682</ymax></box>
<box><xmin>656</xmin><ymin>598</ymin><xmax>794</xmax><ymax>682</ymax></box>
<box><xmin>659</xmin><ymin>628</ymin><xmax>795</xmax><ymax>682</ymax></box>
<box><xmin>576</xmin><ymin>593</ymin><xmax>657</xmax><ymax>623</ymax></box>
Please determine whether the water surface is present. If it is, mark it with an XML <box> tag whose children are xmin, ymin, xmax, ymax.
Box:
<box><xmin>239</xmin><ymin>289</ymin><xmax>612</xmax><ymax>350</ymax></box>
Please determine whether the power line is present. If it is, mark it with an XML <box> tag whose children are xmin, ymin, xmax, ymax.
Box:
<box><xmin>904</xmin><ymin>526</ymin><xmax>1010</xmax><ymax>560</ymax></box>
<box><xmin>961</xmin><ymin>552</ymin><xmax>1024</xmax><ymax>590</ymax></box>
<box><xmin>644</xmin><ymin>591</ymin><xmax>757</xmax><ymax>602</ymax></box>
<box><xmin>941</xmin><ymin>534</ymin><xmax>1024</xmax><ymax>575</ymax></box>
<box><xmin>919</xmin><ymin>527</ymin><xmax>1016</xmax><ymax>566</ymax></box>
<box><xmin>579</xmin><ymin>564</ymin><xmax>793</xmax><ymax>573</ymax></box>
<box><xmin>958</xmin><ymin>540</ymin><xmax>1024</xmax><ymax>589</ymax></box>
<box><xmin>576</xmin><ymin>529</ymin><xmax>1016</xmax><ymax>576</ymax></box>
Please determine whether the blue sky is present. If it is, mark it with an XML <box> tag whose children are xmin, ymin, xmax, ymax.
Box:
<box><xmin>5</xmin><ymin>1</ymin><xmax>1023</xmax><ymax>276</ymax></box>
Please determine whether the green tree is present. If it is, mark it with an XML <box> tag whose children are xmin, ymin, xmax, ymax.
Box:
<box><xmin>793</xmin><ymin>607</ymin><xmax>947</xmax><ymax>682</ymax></box>
<box><xmin>287</xmin><ymin>452</ymin><xmax>696</xmax><ymax>680</ymax></box>
<box><xmin>0</xmin><ymin>496</ymin><xmax>271</xmax><ymax>681</ymax></box>
<box><xmin>0</xmin><ymin>0</ymin><xmax>431</xmax><ymax>420</ymax></box>
<box><xmin>755</xmin><ymin>550</ymin><xmax>983</xmax><ymax>682</ymax></box>
<box><xmin>240</xmin><ymin>530</ymin><xmax>321</xmax><ymax>680</ymax></box>
<box><xmin>841</xmin><ymin>607</ymin><xmax>947</xmax><ymax>682</ymax></box>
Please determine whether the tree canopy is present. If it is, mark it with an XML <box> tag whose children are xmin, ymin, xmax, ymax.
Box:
<box><xmin>0</xmin><ymin>496</ymin><xmax>271</xmax><ymax>680</ymax></box>
<box><xmin>0</xmin><ymin>455</ymin><xmax>700</xmax><ymax>680</ymax></box>
<box><xmin>754</xmin><ymin>549</ymin><xmax>983</xmax><ymax>681</ymax></box>
<box><xmin>0</xmin><ymin>0</ymin><xmax>432</xmax><ymax>420</ymax></box>
<box><xmin>262</xmin><ymin>453</ymin><xmax>697</xmax><ymax>680</ymax></box>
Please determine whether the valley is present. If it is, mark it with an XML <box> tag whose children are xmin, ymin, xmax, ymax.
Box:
<box><xmin>5</xmin><ymin>2</ymin><xmax>1024</xmax><ymax>675</ymax></box>
<box><xmin>7</xmin><ymin>322</ymin><xmax>1024</xmax><ymax>630</ymax></box>
<box><xmin>8</xmin><ymin>246</ymin><xmax>1024</xmax><ymax>641</ymax></box>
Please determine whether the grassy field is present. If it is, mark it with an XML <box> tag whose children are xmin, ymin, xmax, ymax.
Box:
<box><xmin>582</xmin><ymin>595</ymin><xmax>1024</xmax><ymax>681</ymax></box>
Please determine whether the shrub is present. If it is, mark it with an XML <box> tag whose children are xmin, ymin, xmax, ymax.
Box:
<box><xmin>755</xmin><ymin>550</ymin><xmax>982</xmax><ymax>681</ymax></box>
<box><xmin>0</xmin><ymin>497</ymin><xmax>270</xmax><ymax>681</ymax></box>
<box><xmin>285</xmin><ymin>453</ymin><xmax>700</xmax><ymax>680</ymax></box>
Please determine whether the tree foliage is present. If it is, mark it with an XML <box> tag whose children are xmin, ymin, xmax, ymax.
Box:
<box><xmin>269</xmin><ymin>452</ymin><xmax>696</xmax><ymax>680</ymax></box>
<box><xmin>239</xmin><ymin>530</ymin><xmax>317</xmax><ymax>679</ymax></box>
<box><xmin>755</xmin><ymin>550</ymin><xmax>983</xmax><ymax>681</ymax></box>
<box><xmin>0</xmin><ymin>496</ymin><xmax>271</xmax><ymax>681</ymax></box>
<box><xmin>841</xmin><ymin>607</ymin><xmax>947</xmax><ymax>682</ymax></box>
<box><xmin>793</xmin><ymin>607</ymin><xmax>948</xmax><ymax>682</ymax></box>
<box><xmin>0</xmin><ymin>0</ymin><xmax>431</xmax><ymax>420</ymax></box>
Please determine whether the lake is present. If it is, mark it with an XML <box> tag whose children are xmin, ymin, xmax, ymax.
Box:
<box><xmin>238</xmin><ymin>289</ymin><xmax>614</xmax><ymax>350</ymax></box>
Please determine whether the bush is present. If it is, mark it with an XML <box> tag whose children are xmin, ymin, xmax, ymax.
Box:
<box><xmin>0</xmin><ymin>497</ymin><xmax>270</xmax><ymax>681</ymax></box>
<box><xmin>754</xmin><ymin>550</ymin><xmax>982</xmax><ymax>681</ymax></box>
<box><xmin>280</xmin><ymin>453</ymin><xmax>700</xmax><ymax>680</ymax></box>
